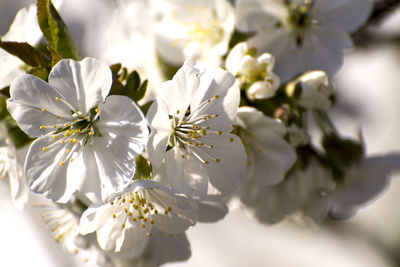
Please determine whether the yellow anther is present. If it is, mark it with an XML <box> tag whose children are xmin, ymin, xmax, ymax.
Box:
<box><xmin>144</xmin><ymin>208</ymin><xmax>149</xmax><ymax>213</ymax></box>
<box><xmin>165</xmin><ymin>210</ymin><xmax>168</xmax><ymax>215</ymax></box>
<box><xmin>70</xmin><ymin>159</ymin><xmax>74</xmax><ymax>162</ymax></box>
<box><xmin>216</xmin><ymin>158</ymin><xmax>220</xmax><ymax>163</ymax></box>
<box><xmin>229</xmin><ymin>137</ymin><xmax>234</xmax><ymax>142</ymax></box>
<box><xmin>142</xmin><ymin>224</ymin><xmax>146</xmax><ymax>228</ymax></box>
<box><xmin>204</xmin><ymin>160</ymin><xmax>209</xmax><ymax>164</ymax></box>
<box><xmin>113</xmin><ymin>214</ymin><xmax>116</xmax><ymax>219</ymax></box>
<box><xmin>167</xmin><ymin>207</ymin><xmax>172</xmax><ymax>211</ymax></box>
<box><xmin>42</xmin><ymin>147</ymin><xmax>48</xmax><ymax>152</ymax></box>
<box><xmin>95</xmin><ymin>108</ymin><xmax>99</xmax><ymax>113</ymax></box>
<box><xmin>151</xmin><ymin>220</ymin><xmax>155</xmax><ymax>225</ymax></box>
<box><xmin>84</xmin><ymin>117</ymin><xmax>89</xmax><ymax>120</ymax></box>
<box><xmin>66</xmin><ymin>149</ymin><xmax>71</xmax><ymax>153</ymax></box>
<box><xmin>60</xmin><ymin>140</ymin><xmax>65</xmax><ymax>144</ymax></box>
<box><xmin>41</xmin><ymin>108</ymin><xmax>47</xmax><ymax>112</ymax></box>
<box><xmin>124</xmin><ymin>208</ymin><xmax>128</xmax><ymax>213</ymax></box>
<box><xmin>210</xmin><ymin>145</ymin><xmax>214</xmax><ymax>148</ymax></box>
<box><xmin>143</xmin><ymin>217</ymin><xmax>148</xmax><ymax>222</ymax></box>
<box><xmin>214</xmin><ymin>95</ymin><xmax>219</xmax><ymax>99</ymax></box>
<box><xmin>40</xmin><ymin>126</ymin><xmax>45</xmax><ymax>130</ymax></box>
<box><xmin>154</xmin><ymin>210</ymin><xmax>159</xmax><ymax>214</ymax></box>
<box><xmin>53</xmin><ymin>125</ymin><xmax>57</xmax><ymax>128</ymax></box>
<box><xmin>181</xmin><ymin>154</ymin><xmax>185</xmax><ymax>159</ymax></box>
<box><xmin>122</xmin><ymin>224</ymin><xmax>125</xmax><ymax>229</ymax></box>
<box><xmin>88</xmin><ymin>131</ymin><xmax>94</xmax><ymax>136</ymax></box>
<box><xmin>169</xmin><ymin>234</ymin><xmax>174</xmax><ymax>237</ymax></box>
<box><xmin>53</xmin><ymin>135</ymin><xmax>58</xmax><ymax>140</ymax></box>
<box><xmin>217</xmin><ymin>131</ymin><xmax>222</xmax><ymax>135</ymax></box>
<box><xmin>128</xmin><ymin>212</ymin><xmax>132</xmax><ymax>216</ymax></box>
<box><xmin>55</xmin><ymin>97</ymin><xmax>60</xmax><ymax>101</ymax></box>
<box><xmin>111</xmin><ymin>201</ymin><xmax>114</xmax><ymax>205</ymax></box>
<box><xmin>147</xmin><ymin>233</ymin><xmax>152</xmax><ymax>237</ymax></box>
<box><xmin>57</xmin><ymin>116</ymin><xmax>61</xmax><ymax>119</ymax></box>
<box><xmin>132</xmin><ymin>217</ymin><xmax>137</xmax><ymax>222</ymax></box>
<box><xmin>60</xmin><ymin>161</ymin><xmax>65</xmax><ymax>166</ymax></box>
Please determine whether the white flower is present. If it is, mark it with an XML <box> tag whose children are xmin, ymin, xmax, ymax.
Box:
<box><xmin>106</xmin><ymin>229</ymin><xmax>191</xmax><ymax>267</ymax></box>
<box><xmin>330</xmin><ymin>154</ymin><xmax>400</xmax><ymax>219</ymax></box>
<box><xmin>79</xmin><ymin>179</ymin><xmax>197</xmax><ymax>255</ymax></box>
<box><xmin>103</xmin><ymin>0</ymin><xmax>162</xmax><ymax>104</ymax></box>
<box><xmin>7</xmin><ymin>58</ymin><xmax>149</xmax><ymax>203</ymax></box>
<box><xmin>236</xmin><ymin>106</ymin><xmax>296</xmax><ymax>185</ymax></box>
<box><xmin>153</xmin><ymin>0</ymin><xmax>235</xmax><ymax>67</ymax></box>
<box><xmin>287</xmin><ymin>70</ymin><xmax>334</xmax><ymax>110</ymax></box>
<box><xmin>226</xmin><ymin>42</ymin><xmax>281</xmax><ymax>101</ymax></box>
<box><xmin>34</xmin><ymin>199</ymin><xmax>107</xmax><ymax>265</ymax></box>
<box><xmin>241</xmin><ymin>157</ymin><xmax>335</xmax><ymax>224</ymax></box>
<box><xmin>235</xmin><ymin>0</ymin><xmax>373</xmax><ymax>82</ymax></box>
<box><xmin>147</xmin><ymin>58</ymin><xmax>246</xmax><ymax>200</ymax></box>
<box><xmin>0</xmin><ymin>123</ymin><xmax>29</xmax><ymax>209</ymax></box>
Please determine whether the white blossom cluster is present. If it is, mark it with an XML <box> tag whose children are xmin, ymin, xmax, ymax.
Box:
<box><xmin>1</xmin><ymin>0</ymin><xmax>400</xmax><ymax>266</ymax></box>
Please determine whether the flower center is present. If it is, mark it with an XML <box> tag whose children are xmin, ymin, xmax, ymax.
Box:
<box><xmin>111</xmin><ymin>190</ymin><xmax>172</xmax><ymax>234</ymax></box>
<box><xmin>167</xmin><ymin>94</ymin><xmax>235</xmax><ymax>165</ymax></box>
<box><xmin>39</xmin><ymin>97</ymin><xmax>101</xmax><ymax>164</ymax></box>
<box><xmin>280</xmin><ymin>0</ymin><xmax>318</xmax><ymax>47</ymax></box>
<box><xmin>174</xmin><ymin>7</ymin><xmax>225</xmax><ymax>57</ymax></box>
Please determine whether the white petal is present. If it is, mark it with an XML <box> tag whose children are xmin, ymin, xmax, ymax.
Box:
<box><xmin>25</xmin><ymin>135</ymin><xmax>80</xmax><ymax>203</ymax></box>
<box><xmin>201</xmin><ymin>133</ymin><xmax>247</xmax><ymax>196</ymax></box>
<box><xmin>49</xmin><ymin>58</ymin><xmax>112</xmax><ymax>113</ymax></box>
<box><xmin>235</xmin><ymin>0</ymin><xmax>287</xmax><ymax>32</ymax></box>
<box><xmin>7</xmin><ymin>74</ymin><xmax>72</xmax><ymax>137</ymax></box>
<box><xmin>160</xmin><ymin>58</ymin><xmax>200</xmax><ymax>119</ymax></box>
<box><xmin>143</xmin><ymin>229</ymin><xmax>191</xmax><ymax>266</ymax></box>
<box><xmin>69</xmin><ymin>147</ymin><xmax>103</xmax><ymax>203</ymax></box>
<box><xmin>146</xmin><ymin>99</ymin><xmax>171</xmax><ymax>168</ymax></box>
<box><xmin>225</xmin><ymin>42</ymin><xmax>247</xmax><ymax>74</ymax></box>
<box><xmin>165</xmin><ymin>147</ymin><xmax>208</xmax><ymax>200</ymax></box>
<box><xmin>314</xmin><ymin>0</ymin><xmax>372</xmax><ymax>32</ymax></box>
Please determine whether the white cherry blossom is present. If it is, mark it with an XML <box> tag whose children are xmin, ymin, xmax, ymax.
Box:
<box><xmin>147</xmin><ymin>58</ymin><xmax>246</xmax><ymax>200</ymax></box>
<box><xmin>235</xmin><ymin>0</ymin><xmax>373</xmax><ymax>82</ymax></box>
<box><xmin>79</xmin><ymin>179</ymin><xmax>197</xmax><ymax>255</ymax></box>
<box><xmin>7</xmin><ymin>58</ymin><xmax>149</xmax><ymax>203</ymax></box>
<box><xmin>153</xmin><ymin>0</ymin><xmax>235</xmax><ymax>67</ymax></box>
<box><xmin>226</xmin><ymin>42</ymin><xmax>281</xmax><ymax>101</ymax></box>
<box><xmin>0</xmin><ymin>123</ymin><xmax>29</xmax><ymax>209</ymax></box>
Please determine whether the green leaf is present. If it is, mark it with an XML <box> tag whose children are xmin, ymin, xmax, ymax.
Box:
<box><xmin>134</xmin><ymin>155</ymin><xmax>152</xmax><ymax>180</ymax></box>
<box><xmin>0</xmin><ymin>40</ymin><xmax>51</xmax><ymax>67</ymax></box>
<box><xmin>37</xmin><ymin>0</ymin><xmax>81</xmax><ymax>60</ymax></box>
<box><xmin>28</xmin><ymin>67</ymin><xmax>50</xmax><ymax>81</ymax></box>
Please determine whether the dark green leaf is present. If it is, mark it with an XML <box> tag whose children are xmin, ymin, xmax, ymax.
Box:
<box><xmin>0</xmin><ymin>95</ymin><xmax>8</xmax><ymax>119</ymax></box>
<box><xmin>37</xmin><ymin>0</ymin><xmax>81</xmax><ymax>60</ymax></box>
<box><xmin>0</xmin><ymin>40</ymin><xmax>51</xmax><ymax>67</ymax></box>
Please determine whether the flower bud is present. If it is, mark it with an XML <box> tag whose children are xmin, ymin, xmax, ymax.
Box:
<box><xmin>287</xmin><ymin>71</ymin><xmax>334</xmax><ymax>110</ymax></box>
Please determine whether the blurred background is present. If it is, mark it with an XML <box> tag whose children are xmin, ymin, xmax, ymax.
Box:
<box><xmin>1</xmin><ymin>0</ymin><xmax>400</xmax><ymax>266</ymax></box>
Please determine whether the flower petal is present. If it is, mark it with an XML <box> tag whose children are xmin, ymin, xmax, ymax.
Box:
<box><xmin>25</xmin><ymin>135</ymin><xmax>80</xmax><ymax>203</ymax></box>
<box><xmin>165</xmin><ymin>147</ymin><xmax>208</xmax><ymax>200</ymax></box>
<box><xmin>49</xmin><ymin>58</ymin><xmax>112</xmax><ymax>113</ymax></box>
<box><xmin>7</xmin><ymin>74</ymin><xmax>72</xmax><ymax>137</ymax></box>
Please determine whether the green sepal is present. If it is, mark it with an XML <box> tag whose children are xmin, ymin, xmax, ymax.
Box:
<box><xmin>1</xmin><ymin>115</ymin><xmax>33</xmax><ymax>148</ymax></box>
<box><xmin>0</xmin><ymin>40</ymin><xmax>51</xmax><ymax>68</ymax></box>
<box><xmin>322</xmin><ymin>133</ymin><xmax>364</xmax><ymax>183</ymax></box>
<box><xmin>0</xmin><ymin>94</ymin><xmax>9</xmax><ymax>120</ymax></box>
<box><xmin>228</xmin><ymin>29</ymin><xmax>255</xmax><ymax>49</ymax></box>
<box><xmin>37</xmin><ymin>0</ymin><xmax>81</xmax><ymax>60</ymax></box>
<box><xmin>28</xmin><ymin>67</ymin><xmax>50</xmax><ymax>81</ymax></box>
<box><xmin>134</xmin><ymin>155</ymin><xmax>152</xmax><ymax>180</ymax></box>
